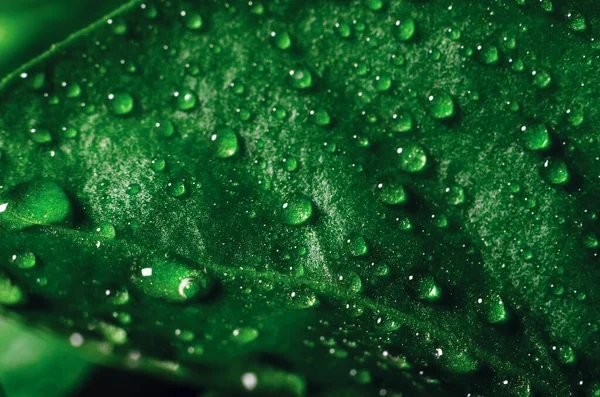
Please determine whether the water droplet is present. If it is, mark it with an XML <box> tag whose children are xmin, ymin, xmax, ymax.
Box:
<box><xmin>310</xmin><ymin>109</ymin><xmax>331</xmax><ymax>126</ymax></box>
<box><xmin>445</xmin><ymin>185</ymin><xmax>465</xmax><ymax>205</ymax></box>
<box><xmin>393</xmin><ymin>18</ymin><xmax>415</xmax><ymax>41</ymax></box>
<box><xmin>378</xmin><ymin>183</ymin><xmax>407</xmax><ymax>205</ymax></box>
<box><xmin>478</xmin><ymin>46</ymin><xmax>500</xmax><ymax>65</ymax></box>
<box><xmin>61</xmin><ymin>126</ymin><xmax>77</xmax><ymax>139</ymax></box>
<box><xmin>522</xmin><ymin>124</ymin><xmax>550</xmax><ymax>151</ymax></box>
<box><xmin>397</xmin><ymin>145</ymin><xmax>428</xmax><ymax>173</ymax></box>
<box><xmin>0</xmin><ymin>271</ymin><xmax>24</xmax><ymax>305</ymax></box>
<box><xmin>29</xmin><ymin>128</ymin><xmax>52</xmax><ymax>144</ymax></box>
<box><xmin>427</xmin><ymin>91</ymin><xmax>455</xmax><ymax>120</ymax></box>
<box><xmin>65</xmin><ymin>82</ymin><xmax>81</xmax><ymax>98</ymax></box>
<box><xmin>9</xmin><ymin>251</ymin><xmax>36</xmax><ymax>269</ymax></box>
<box><xmin>175</xmin><ymin>89</ymin><xmax>197</xmax><ymax>111</ymax></box>
<box><xmin>347</xmin><ymin>235</ymin><xmax>368</xmax><ymax>257</ymax></box>
<box><xmin>127</xmin><ymin>184</ymin><xmax>141</xmax><ymax>196</ymax></box>
<box><xmin>211</xmin><ymin>127</ymin><xmax>239</xmax><ymax>158</ymax></box>
<box><xmin>154</xmin><ymin>120</ymin><xmax>175</xmax><ymax>138</ymax></box>
<box><xmin>105</xmin><ymin>287</ymin><xmax>130</xmax><ymax>305</ymax></box>
<box><xmin>556</xmin><ymin>344</ymin><xmax>576</xmax><ymax>365</ymax></box>
<box><xmin>532</xmin><ymin>70</ymin><xmax>552</xmax><ymax>89</ymax></box>
<box><xmin>289</xmin><ymin>69</ymin><xmax>313</xmax><ymax>90</ymax></box>
<box><xmin>183</xmin><ymin>11</ymin><xmax>203</xmax><ymax>30</ymax></box>
<box><xmin>0</xmin><ymin>180</ymin><xmax>72</xmax><ymax>232</ymax></box>
<box><xmin>273</xmin><ymin>31</ymin><xmax>292</xmax><ymax>50</ymax></box>
<box><xmin>281</xmin><ymin>198</ymin><xmax>314</xmax><ymax>226</ymax></box>
<box><xmin>413</xmin><ymin>276</ymin><xmax>441</xmax><ymax>301</ymax></box>
<box><xmin>477</xmin><ymin>294</ymin><xmax>508</xmax><ymax>324</ymax></box>
<box><xmin>542</xmin><ymin>159</ymin><xmax>569</xmax><ymax>185</ymax></box>
<box><xmin>98</xmin><ymin>321</ymin><xmax>128</xmax><ymax>345</ymax></box>
<box><xmin>283</xmin><ymin>156</ymin><xmax>298</xmax><ymax>172</ymax></box>
<box><xmin>584</xmin><ymin>233</ymin><xmax>599</xmax><ymax>249</ymax></box>
<box><xmin>365</xmin><ymin>0</ymin><xmax>383</xmax><ymax>11</ymax></box>
<box><xmin>232</xmin><ymin>327</ymin><xmax>259</xmax><ymax>344</ymax></box>
<box><xmin>335</xmin><ymin>23</ymin><xmax>351</xmax><ymax>38</ymax></box>
<box><xmin>167</xmin><ymin>181</ymin><xmax>187</xmax><ymax>197</ymax></box>
<box><xmin>391</xmin><ymin>111</ymin><xmax>413</xmax><ymax>133</ymax></box>
<box><xmin>133</xmin><ymin>258</ymin><xmax>215</xmax><ymax>303</ymax></box>
<box><xmin>151</xmin><ymin>158</ymin><xmax>166</xmax><ymax>172</ymax></box>
<box><xmin>94</xmin><ymin>223</ymin><xmax>116</xmax><ymax>239</ymax></box>
<box><xmin>374</xmin><ymin>75</ymin><xmax>392</xmax><ymax>92</ymax></box>
<box><xmin>109</xmin><ymin>92</ymin><xmax>134</xmax><ymax>115</ymax></box>
<box><xmin>566</xmin><ymin>108</ymin><xmax>584</xmax><ymax>127</ymax></box>
<box><xmin>567</xmin><ymin>11</ymin><xmax>586</xmax><ymax>32</ymax></box>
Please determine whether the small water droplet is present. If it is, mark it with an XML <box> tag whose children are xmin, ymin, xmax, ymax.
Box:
<box><xmin>109</xmin><ymin>92</ymin><xmax>134</xmax><ymax>115</ymax></box>
<box><xmin>232</xmin><ymin>327</ymin><xmax>259</xmax><ymax>344</ymax></box>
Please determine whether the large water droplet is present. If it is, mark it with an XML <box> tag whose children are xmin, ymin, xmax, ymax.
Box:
<box><xmin>0</xmin><ymin>180</ymin><xmax>72</xmax><ymax>232</ymax></box>
<box><xmin>132</xmin><ymin>258</ymin><xmax>215</xmax><ymax>303</ymax></box>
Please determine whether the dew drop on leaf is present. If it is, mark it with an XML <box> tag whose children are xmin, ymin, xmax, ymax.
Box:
<box><xmin>9</xmin><ymin>251</ymin><xmax>36</xmax><ymax>269</ymax></box>
<box><xmin>132</xmin><ymin>258</ymin><xmax>215</xmax><ymax>303</ymax></box>
<box><xmin>347</xmin><ymin>235</ymin><xmax>368</xmax><ymax>257</ymax></box>
<box><xmin>378</xmin><ymin>183</ymin><xmax>407</xmax><ymax>205</ymax></box>
<box><xmin>397</xmin><ymin>145</ymin><xmax>428</xmax><ymax>173</ymax></box>
<box><xmin>0</xmin><ymin>180</ymin><xmax>72</xmax><ymax>232</ymax></box>
<box><xmin>289</xmin><ymin>69</ymin><xmax>313</xmax><ymax>90</ymax></box>
<box><xmin>109</xmin><ymin>92</ymin><xmax>134</xmax><ymax>115</ymax></box>
<box><xmin>427</xmin><ymin>91</ymin><xmax>455</xmax><ymax>120</ymax></box>
<box><xmin>0</xmin><ymin>271</ymin><xmax>24</xmax><ymax>305</ymax></box>
<box><xmin>212</xmin><ymin>127</ymin><xmax>239</xmax><ymax>158</ymax></box>
<box><xmin>175</xmin><ymin>89</ymin><xmax>197</xmax><ymax>111</ymax></box>
<box><xmin>281</xmin><ymin>198</ymin><xmax>314</xmax><ymax>226</ymax></box>
<box><xmin>393</xmin><ymin>18</ymin><xmax>416</xmax><ymax>41</ymax></box>
<box><xmin>522</xmin><ymin>124</ymin><xmax>550</xmax><ymax>151</ymax></box>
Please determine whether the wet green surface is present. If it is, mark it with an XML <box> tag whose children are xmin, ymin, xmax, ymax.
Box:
<box><xmin>1</xmin><ymin>0</ymin><xmax>600</xmax><ymax>395</ymax></box>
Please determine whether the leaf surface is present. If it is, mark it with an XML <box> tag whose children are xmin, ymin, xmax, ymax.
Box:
<box><xmin>1</xmin><ymin>0</ymin><xmax>600</xmax><ymax>395</ymax></box>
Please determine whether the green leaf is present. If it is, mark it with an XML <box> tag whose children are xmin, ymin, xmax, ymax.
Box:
<box><xmin>1</xmin><ymin>0</ymin><xmax>600</xmax><ymax>395</ymax></box>
<box><xmin>0</xmin><ymin>0</ymin><xmax>126</xmax><ymax>77</ymax></box>
<box><xmin>0</xmin><ymin>318</ymin><xmax>91</xmax><ymax>397</ymax></box>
